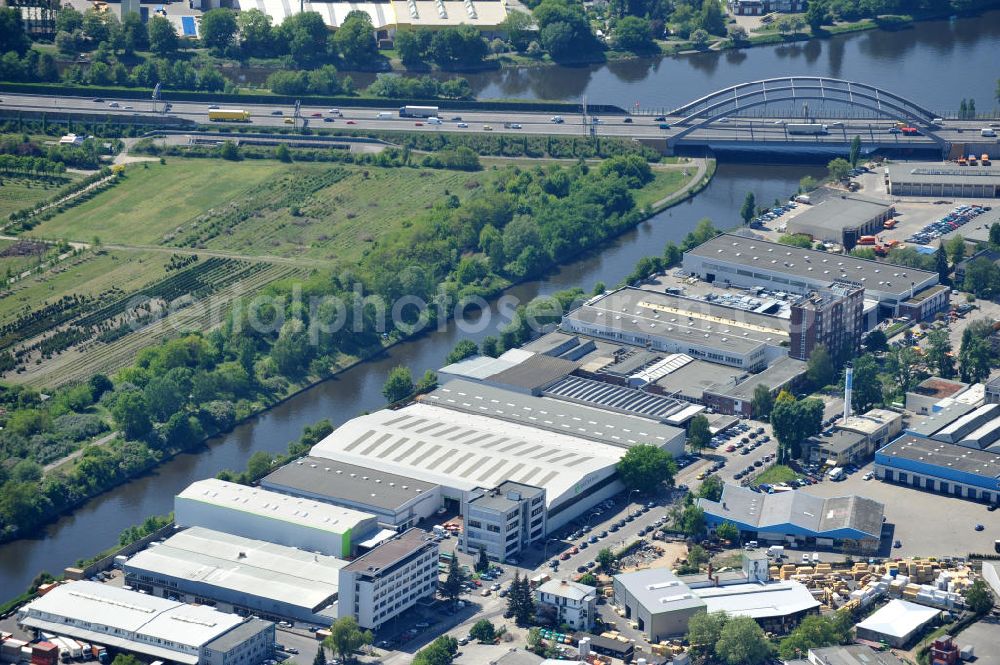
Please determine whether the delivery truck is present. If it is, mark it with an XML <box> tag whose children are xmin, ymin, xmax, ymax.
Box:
<box><xmin>786</xmin><ymin>123</ymin><xmax>828</xmax><ymax>135</ymax></box>
<box><xmin>208</xmin><ymin>109</ymin><xmax>251</xmax><ymax>122</ymax></box>
<box><xmin>398</xmin><ymin>105</ymin><xmax>439</xmax><ymax>118</ymax></box>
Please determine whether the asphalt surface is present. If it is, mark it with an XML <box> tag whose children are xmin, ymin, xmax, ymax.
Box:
<box><xmin>0</xmin><ymin>92</ymin><xmax>982</xmax><ymax>146</ymax></box>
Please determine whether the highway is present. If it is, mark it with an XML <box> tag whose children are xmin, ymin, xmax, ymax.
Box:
<box><xmin>1</xmin><ymin>91</ymin><xmax>990</xmax><ymax>148</ymax></box>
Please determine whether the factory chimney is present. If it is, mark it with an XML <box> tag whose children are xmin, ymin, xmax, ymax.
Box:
<box><xmin>843</xmin><ymin>365</ymin><xmax>853</xmax><ymax>421</ymax></box>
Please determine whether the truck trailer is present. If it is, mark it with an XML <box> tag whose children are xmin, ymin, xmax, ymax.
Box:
<box><xmin>786</xmin><ymin>123</ymin><xmax>829</xmax><ymax>135</ymax></box>
<box><xmin>398</xmin><ymin>105</ymin><xmax>439</xmax><ymax>118</ymax></box>
<box><xmin>208</xmin><ymin>109</ymin><xmax>251</xmax><ymax>122</ymax></box>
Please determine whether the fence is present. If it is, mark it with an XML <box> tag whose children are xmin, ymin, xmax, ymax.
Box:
<box><xmin>65</xmin><ymin>522</ymin><xmax>179</xmax><ymax>580</ymax></box>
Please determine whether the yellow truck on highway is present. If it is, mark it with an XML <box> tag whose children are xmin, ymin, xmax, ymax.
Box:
<box><xmin>208</xmin><ymin>108</ymin><xmax>251</xmax><ymax>122</ymax></box>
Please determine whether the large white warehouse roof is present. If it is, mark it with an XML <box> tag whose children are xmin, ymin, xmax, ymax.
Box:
<box><xmin>176</xmin><ymin>478</ymin><xmax>375</xmax><ymax>534</ymax></box>
<box><xmin>309</xmin><ymin>403</ymin><xmax>627</xmax><ymax>510</ymax></box>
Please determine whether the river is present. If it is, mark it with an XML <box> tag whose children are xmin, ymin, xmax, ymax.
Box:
<box><xmin>3</xmin><ymin>10</ymin><xmax>999</xmax><ymax>599</ymax></box>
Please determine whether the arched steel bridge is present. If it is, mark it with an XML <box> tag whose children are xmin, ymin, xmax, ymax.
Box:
<box><xmin>666</xmin><ymin>76</ymin><xmax>947</xmax><ymax>149</ymax></box>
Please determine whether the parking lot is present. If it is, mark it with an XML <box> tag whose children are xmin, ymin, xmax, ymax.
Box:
<box><xmin>805</xmin><ymin>461</ymin><xmax>999</xmax><ymax>558</ymax></box>
<box><xmin>949</xmin><ymin>616</ymin><xmax>1000</xmax><ymax>665</ymax></box>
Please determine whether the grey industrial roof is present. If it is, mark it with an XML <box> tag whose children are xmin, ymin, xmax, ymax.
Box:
<box><xmin>204</xmin><ymin>619</ymin><xmax>272</xmax><ymax>653</ymax></box>
<box><xmin>706</xmin><ymin>356</ymin><xmax>808</xmax><ymax>401</ymax></box>
<box><xmin>261</xmin><ymin>457</ymin><xmax>438</xmax><ymax>512</ymax></box>
<box><xmin>542</xmin><ymin>375</ymin><xmax>691</xmax><ymax>421</ymax></box>
<box><xmin>808</xmin><ymin>645</ymin><xmax>910</xmax><ymax>665</ymax></box>
<box><xmin>486</xmin><ymin>354</ymin><xmax>579</xmax><ymax>391</ymax></box>
<box><xmin>685</xmin><ymin>234</ymin><xmax>937</xmax><ymax>298</ymax></box>
<box><xmin>123</xmin><ymin>527</ymin><xmax>345</xmax><ymax>611</ymax></box>
<box><xmin>470</xmin><ymin>481</ymin><xmax>545</xmax><ymax>511</ymax></box>
<box><xmin>906</xmin><ymin>403</ymin><xmax>978</xmax><ymax>437</ymax></box>
<box><xmin>806</xmin><ymin>429</ymin><xmax>868</xmax><ymax>455</ymax></box>
<box><xmin>563</xmin><ymin>288</ymin><xmax>786</xmax><ymax>355</ymax></box>
<box><xmin>342</xmin><ymin>528</ymin><xmax>437</xmax><ymax>574</ymax></box>
<box><xmin>878</xmin><ymin>436</ymin><xmax>1000</xmax><ymax>480</ymax></box>
<box><xmin>654</xmin><ymin>359</ymin><xmax>740</xmax><ymax>401</ymax></box>
<box><xmin>613</xmin><ymin>568</ymin><xmax>707</xmax><ymax>615</ymax></box>
<box><xmin>888</xmin><ymin>163</ymin><xmax>1000</xmax><ymax>186</ymax></box>
<box><xmin>932</xmin><ymin>403</ymin><xmax>1000</xmax><ymax>444</ymax></box>
<box><xmin>787</xmin><ymin>195</ymin><xmax>892</xmax><ymax>232</ymax></box>
<box><xmin>698</xmin><ymin>484</ymin><xmax>884</xmax><ymax>540</ymax></box>
<box><xmin>423</xmin><ymin>380</ymin><xmax>685</xmax><ymax>448</ymax></box>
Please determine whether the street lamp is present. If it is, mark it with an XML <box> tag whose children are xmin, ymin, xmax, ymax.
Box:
<box><xmin>542</xmin><ymin>537</ymin><xmax>561</xmax><ymax>561</ymax></box>
<box><xmin>627</xmin><ymin>489</ymin><xmax>641</xmax><ymax>518</ymax></box>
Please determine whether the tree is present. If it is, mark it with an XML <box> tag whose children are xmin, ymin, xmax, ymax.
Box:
<box><xmin>806</xmin><ymin>344</ymin><xmax>835</xmax><ymax>389</ymax></box>
<box><xmin>947</xmin><ymin>235</ymin><xmax>967</xmax><ymax>265</ymax></box>
<box><xmin>596</xmin><ymin>547</ymin><xmax>617</xmax><ymax>573</ymax></box>
<box><xmin>926</xmin><ymin>329</ymin><xmax>955</xmax><ymax>378</ymax></box>
<box><xmin>382</xmin><ymin>365</ymin><xmax>414</xmax><ymax>403</ymax></box>
<box><xmin>690</xmin><ymin>28</ymin><xmax>709</xmax><ymax>46</ymax></box>
<box><xmin>334</xmin><ymin>10</ymin><xmax>376</xmax><ymax>66</ymax></box>
<box><xmin>475</xmin><ymin>546</ymin><xmax>490</xmax><ymax>573</ymax></box>
<box><xmin>751</xmin><ymin>384</ymin><xmax>774</xmax><ymax>419</ymax></box>
<box><xmin>851</xmin><ymin>355</ymin><xmax>882</xmax><ymax>413</ymax></box>
<box><xmin>280</xmin><ymin>11</ymin><xmax>331</xmax><ymax>67</ymax></box>
<box><xmin>237</xmin><ymin>9</ymin><xmax>275</xmax><ymax>56</ymax></box>
<box><xmin>848</xmin><ymin>135</ymin><xmax>862</xmax><ymax>167</ymax></box>
<box><xmin>428</xmin><ymin>25</ymin><xmax>488</xmax><ymax>68</ymax></box>
<box><xmin>324</xmin><ymin>617</ymin><xmax>373</xmax><ymax>664</ymax></box>
<box><xmin>865</xmin><ymin>328</ymin><xmax>887</xmax><ymax>354</ymax></box>
<box><xmin>0</xmin><ymin>7</ymin><xmax>31</xmax><ymax>55</ymax></box>
<box><xmin>501</xmin><ymin>9</ymin><xmax>534</xmax><ymax>51</ymax></box>
<box><xmin>964</xmin><ymin>579</ymin><xmax>994</xmax><ymax>614</ymax></box>
<box><xmin>827</xmin><ymin>157</ymin><xmax>851</xmax><ymax>182</ymax></box>
<box><xmin>697</xmin><ymin>475</ymin><xmax>724</xmax><ymax>502</ymax></box>
<box><xmin>991</xmin><ymin>223</ymin><xmax>1000</xmax><ymax>248</ymax></box>
<box><xmin>314</xmin><ymin>645</ymin><xmax>327</xmax><ymax>665</ymax></box>
<box><xmin>686</xmin><ymin>610</ymin><xmax>729</xmax><ymax>651</ymax></box>
<box><xmin>716</xmin><ymin>521</ymin><xmax>739</xmax><ymax>543</ymax></box>
<box><xmin>740</xmin><ymin>191</ymin><xmax>756</xmax><ymax>226</ymax></box>
<box><xmin>936</xmin><ymin>245</ymin><xmax>950</xmax><ymax>285</ymax></box>
<box><xmin>959</xmin><ymin>336</ymin><xmax>992</xmax><ymax>384</ymax></box>
<box><xmin>394</xmin><ymin>28</ymin><xmax>429</xmax><ymax>64</ymax></box>
<box><xmin>219</xmin><ymin>140</ymin><xmax>240</xmax><ymax>161</ymax></box>
<box><xmin>469</xmin><ymin>619</ymin><xmax>496</xmax><ymax>643</ymax></box>
<box><xmin>446</xmin><ymin>340</ymin><xmax>479</xmax><ymax>365</ymax></box>
<box><xmin>200</xmin><ymin>8</ymin><xmax>238</xmax><ymax>51</ymax></box>
<box><xmin>148</xmin><ymin>15</ymin><xmax>179</xmax><ymax>55</ymax></box>
<box><xmin>616</xmin><ymin>444</ymin><xmax>677</xmax><ymax>492</ymax></box>
<box><xmin>681</xmin><ymin>504</ymin><xmax>705</xmax><ymax>537</ymax></box>
<box><xmin>771</xmin><ymin>397</ymin><xmax>823</xmax><ymax>462</ymax></box>
<box><xmin>413</xmin><ymin>637</ymin><xmax>457</xmax><ymax>665</ymax></box>
<box><xmin>778</xmin><ymin>612</ymin><xmax>851</xmax><ymax>659</ymax></box>
<box><xmin>442</xmin><ymin>553</ymin><xmax>463</xmax><ymax>604</ymax></box>
<box><xmin>728</xmin><ymin>24</ymin><xmax>748</xmax><ymax>43</ymax></box>
<box><xmin>111</xmin><ymin>391</ymin><xmax>152</xmax><ymax>440</ymax></box>
<box><xmin>960</xmin><ymin>99</ymin><xmax>969</xmax><ymax>120</ymax></box>
<box><xmin>121</xmin><ymin>11</ymin><xmax>149</xmax><ymax>53</ymax></box>
<box><xmin>507</xmin><ymin>573</ymin><xmax>535</xmax><ymax>625</ymax></box>
<box><xmin>687</xmin><ymin>414</ymin><xmax>711</xmax><ymax>452</ymax></box>
<box><xmin>806</xmin><ymin>0</ymin><xmax>829</xmax><ymax>33</ymax></box>
<box><xmin>715</xmin><ymin>615</ymin><xmax>771</xmax><ymax>665</ymax></box>
<box><xmin>614</xmin><ymin>16</ymin><xmax>655</xmax><ymax>52</ymax></box>
<box><xmin>11</xmin><ymin>459</ymin><xmax>42</xmax><ymax>484</ymax></box>
<box><xmin>964</xmin><ymin>257</ymin><xmax>1000</xmax><ymax>298</ymax></box>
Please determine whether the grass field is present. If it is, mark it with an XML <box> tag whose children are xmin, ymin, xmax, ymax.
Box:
<box><xmin>0</xmin><ymin>173</ymin><xmax>80</xmax><ymax>220</ymax></box>
<box><xmin>750</xmin><ymin>464</ymin><xmax>802</xmax><ymax>487</ymax></box>
<box><xmin>634</xmin><ymin>167</ymin><xmax>693</xmax><ymax>210</ymax></box>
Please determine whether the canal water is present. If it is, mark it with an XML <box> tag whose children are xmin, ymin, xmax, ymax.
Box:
<box><xmin>3</xmin><ymin>10</ymin><xmax>999</xmax><ymax>598</ymax></box>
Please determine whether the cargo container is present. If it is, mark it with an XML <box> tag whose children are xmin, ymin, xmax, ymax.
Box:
<box><xmin>786</xmin><ymin>123</ymin><xmax>828</xmax><ymax>135</ymax></box>
<box><xmin>398</xmin><ymin>106</ymin><xmax>439</xmax><ymax>118</ymax></box>
<box><xmin>1</xmin><ymin>638</ymin><xmax>28</xmax><ymax>664</ymax></box>
<box><xmin>857</xmin><ymin>235</ymin><xmax>878</xmax><ymax>245</ymax></box>
<box><xmin>31</xmin><ymin>643</ymin><xmax>58</xmax><ymax>665</ymax></box>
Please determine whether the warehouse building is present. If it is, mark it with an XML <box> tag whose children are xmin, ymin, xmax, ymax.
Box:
<box><xmin>308</xmin><ymin>402</ymin><xmax>657</xmax><ymax>531</ymax></box>
<box><xmin>541</xmin><ymin>374</ymin><xmax>703</xmax><ymax>425</ymax></box>
<box><xmin>612</xmin><ymin>553</ymin><xmax>818</xmax><ymax>642</ymax></box>
<box><xmin>337</xmin><ymin>529</ymin><xmax>438</xmax><ymax>630</ymax></box>
<box><xmin>122</xmin><ymin>527</ymin><xmax>345</xmax><ymax>624</ymax></box>
<box><xmin>439</xmin><ymin>349</ymin><xmax>578</xmax><ymax>396</ymax></box>
<box><xmin>682</xmin><ymin>234</ymin><xmax>940</xmax><ymax>318</ymax></box>
<box><xmin>887</xmin><ymin>163</ymin><xmax>1000</xmax><ymax>198</ymax></box>
<box><xmin>17</xmin><ymin>581</ymin><xmax>274</xmax><ymax>665</ymax></box>
<box><xmin>175</xmin><ymin>479</ymin><xmax>378</xmax><ymax>558</ymax></box>
<box><xmin>802</xmin><ymin>429</ymin><xmax>870</xmax><ymax>466</ymax></box>
<box><xmin>422</xmin><ymin>380</ymin><xmax>686</xmax><ymax>455</ymax></box>
<box><xmin>854</xmin><ymin>599</ymin><xmax>940</xmax><ymax>647</ymax></box>
<box><xmin>260</xmin><ymin>458</ymin><xmax>442</xmax><ymax>531</ymax></box>
<box><xmin>701</xmin><ymin>356</ymin><xmax>808</xmax><ymax>417</ymax></box>
<box><xmin>905</xmin><ymin>377</ymin><xmax>971</xmax><ymax>415</ymax></box>
<box><xmin>804</xmin><ymin>645</ymin><xmax>912</xmax><ymax>665</ymax></box>
<box><xmin>786</xmin><ymin>195</ymin><xmax>894</xmax><ymax>247</ymax></box>
<box><xmin>697</xmin><ymin>484</ymin><xmax>885</xmax><ymax>552</ymax></box>
<box><xmin>874</xmin><ymin>435</ymin><xmax>1000</xmax><ymax>504</ymax></box>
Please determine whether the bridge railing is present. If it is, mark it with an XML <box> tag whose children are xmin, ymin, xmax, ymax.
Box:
<box><xmin>634</xmin><ymin>106</ymin><xmax>1000</xmax><ymax>120</ymax></box>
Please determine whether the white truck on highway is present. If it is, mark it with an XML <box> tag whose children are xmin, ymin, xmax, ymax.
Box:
<box><xmin>786</xmin><ymin>123</ymin><xmax>829</xmax><ymax>135</ymax></box>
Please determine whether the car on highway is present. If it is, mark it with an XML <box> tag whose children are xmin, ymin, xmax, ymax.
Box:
<box><xmin>893</xmin><ymin>540</ymin><xmax>902</xmax><ymax>548</ymax></box>
<box><xmin>346</xmin><ymin>120</ymin><xmax>357</xmax><ymax>124</ymax></box>
<box><xmin>310</xmin><ymin>112</ymin><xmax>322</xmax><ymax>117</ymax></box>
<box><xmin>654</xmin><ymin>116</ymin><xmax>666</xmax><ymax>121</ymax></box>
<box><xmin>888</xmin><ymin>127</ymin><xmax>901</xmax><ymax>134</ymax></box>
<box><xmin>510</xmin><ymin>123</ymin><xmax>523</xmax><ymax>129</ymax></box>
<box><xmin>123</xmin><ymin>105</ymin><xmax>133</xmax><ymax>110</ymax></box>
<box><xmin>108</xmin><ymin>102</ymin><xmax>120</xmax><ymax>108</ymax></box>
<box><xmin>483</xmin><ymin>125</ymin><xmax>493</xmax><ymax>131</ymax></box>
<box><xmin>323</xmin><ymin>117</ymin><xmax>335</xmax><ymax>122</ymax></box>
<box><xmin>284</xmin><ymin>118</ymin><xmax>294</xmax><ymax>124</ymax></box>
<box><xmin>550</xmin><ymin>116</ymin><xmax>564</xmax><ymax>123</ymax></box>
<box><xmin>271</xmin><ymin>110</ymin><xmax>284</xmax><ymax>115</ymax></box>
<box><xmin>623</xmin><ymin>118</ymin><xmax>633</xmax><ymax>123</ymax></box>
<box><xmin>93</xmin><ymin>98</ymin><xmax>104</xmax><ymax>103</ymax></box>
<box><xmin>414</xmin><ymin>122</ymin><xmax>424</xmax><ymax>126</ymax></box>
<box><xmin>328</xmin><ymin>109</ymin><xmax>343</xmax><ymax>116</ymax></box>
<box><xmin>456</xmin><ymin>122</ymin><xmax>469</xmax><ymax>128</ymax></box>
<box><xmin>719</xmin><ymin>117</ymin><xmax>730</xmax><ymax>123</ymax></box>
<box><xmin>207</xmin><ymin>104</ymin><xmax>219</xmax><ymax>109</ymax></box>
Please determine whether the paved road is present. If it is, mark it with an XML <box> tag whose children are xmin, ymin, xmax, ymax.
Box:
<box><xmin>0</xmin><ymin>92</ymin><xmax>980</xmax><ymax>147</ymax></box>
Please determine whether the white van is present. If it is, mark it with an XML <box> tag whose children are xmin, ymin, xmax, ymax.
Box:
<box><xmin>427</xmin><ymin>117</ymin><xmax>442</xmax><ymax>125</ymax></box>
<box><xmin>376</xmin><ymin>111</ymin><xmax>393</xmax><ymax>119</ymax></box>
<box><xmin>982</xmin><ymin>128</ymin><xmax>997</xmax><ymax>137</ymax></box>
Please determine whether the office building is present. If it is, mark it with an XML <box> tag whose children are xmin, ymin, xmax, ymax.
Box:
<box><xmin>123</xmin><ymin>527</ymin><xmax>346</xmax><ymax>624</ymax></box>
<box><xmin>260</xmin><ymin>457</ymin><xmax>442</xmax><ymax>531</ymax></box>
<box><xmin>17</xmin><ymin>582</ymin><xmax>274</xmax><ymax>665</ymax></box>
<box><xmin>337</xmin><ymin>529</ymin><xmax>438</xmax><ymax>630</ymax></box>
<box><xmin>802</xmin><ymin>430</ymin><xmax>870</xmax><ymax>466</ymax></box>
<box><xmin>697</xmin><ymin>484</ymin><xmax>884</xmax><ymax>552</ymax></box>
<box><xmin>837</xmin><ymin>408</ymin><xmax>903</xmax><ymax>451</ymax></box>
<box><xmin>175</xmin><ymin>479</ymin><xmax>378</xmax><ymax>558</ymax></box>
<box><xmin>308</xmin><ymin>402</ymin><xmax>658</xmax><ymax>531</ymax></box>
<box><xmin>535</xmin><ymin>580</ymin><xmax>597</xmax><ymax>631</ymax></box>
<box><xmin>462</xmin><ymin>481</ymin><xmax>545</xmax><ymax>563</ymax></box>
<box><xmin>785</xmin><ymin>195</ymin><xmax>894</xmax><ymax>247</ymax></box>
<box><xmin>727</xmin><ymin>0</ymin><xmax>805</xmax><ymax>15</ymax></box>
<box><xmin>788</xmin><ymin>285</ymin><xmax>865</xmax><ymax>361</ymax></box>
<box><xmin>874</xmin><ymin>436</ymin><xmax>1000</xmax><ymax>504</ymax></box>
<box><xmin>682</xmin><ymin>234</ymin><xmax>940</xmax><ymax>318</ymax></box>
<box><xmin>854</xmin><ymin>599</ymin><xmax>940</xmax><ymax>647</ymax></box>
<box><xmin>887</xmin><ymin>163</ymin><xmax>1000</xmax><ymax>198</ymax></box>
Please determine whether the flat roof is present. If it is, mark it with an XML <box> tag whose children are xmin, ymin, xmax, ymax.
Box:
<box><xmin>542</xmin><ymin>375</ymin><xmax>694</xmax><ymax>422</ymax></box>
<box><xmin>654</xmin><ymin>359</ymin><xmax>739</xmax><ymax>401</ymax></box>
<box><xmin>698</xmin><ymin>484</ymin><xmax>884</xmax><ymax>540</ymax></box>
<box><xmin>912</xmin><ymin>377</ymin><xmax>969</xmax><ymax>399</ymax></box>
<box><xmin>696</xmin><ymin>580</ymin><xmax>820</xmax><ymax>619</ymax></box>
<box><xmin>176</xmin><ymin>479</ymin><xmax>376</xmax><ymax>534</ymax></box>
<box><xmin>563</xmin><ymin>288</ymin><xmax>789</xmax><ymax>355</ymax></box>
<box><xmin>806</xmin><ymin>429</ymin><xmax>868</xmax><ymax>455</ymax></box>
<box><xmin>906</xmin><ymin>403</ymin><xmax>978</xmax><ymax>437</ymax></box>
<box><xmin>19</xmin><ymin>582</ymin><xmax>245</xmax><ymax>651</ymax></box>
<box><xmin>204</xmin><ymin>619</ymin><xmax>272</xmax><ymax>653</ymax></box>
<box><xmin>787</xmin><ymin>195</ymin><xmax>892</xmax><ymax>232</ymax></box>
<box><xmin>855</xmin><ymin>599</ymin><xmax>939</xmax><ymax>639</ymax></box>
<box><xmin>888</xmin><ymin>163</ymin><xmax>1000</xmax><ymax>186</ymax></box>
<box><xmin>706</xmin><ymin>356</ymin><xmax>808</xmax><ymax>400</ymax></box>
<box><xmin>684</xmin><ymin>234</ymin><xmax>937</xmax><ymax>299</ymax></box>
<box><xmin>423</xmin><ymin>380</ymin><xmax>685</xmax><ymax>448</ymax></box>
<box><xmin>342</xmin><ymin>528</ymin><xmax>436</xmax><ymax>574</ymax></box>
<box><xmin>309</xmin><ymin>402</ymin><xmax>627</xmax><ymax>510</ymax></box>
<box><xmin>261</xmin><ymin>457</ymin><xmax>438</xmax><ymax>512</ymax></box>
<box><xmin>253</xmin><ymin>0</ymin><xmax>507</xmax><ymax>28</ymax></box>
<box><xmin>838</xmin><ymin>409</ymin><xmax>902</xmax><ymax>436</ymax></box>
<box><xmin>471</xmin><ymin>481</ymin><xmax>545</xmax><ymax>511</ymax></box>
<box><xmin>809</xmin><ymin>646</ymin><xmax>909</xmax><ymax>665</ymax></box>
<box><xmin>486</xmin><ymin>354</ymin><xmax>579</xmax><ymax>391</ymax></box>
<box><xmin>877</xmin><ymin>436</ymin><xmax>1000</xmax><ymax>480</ymax></box>
<box><xmin>123</xmin><ymin>527</ymin><xmax>345</xmax><ymax>612</ymax></box>
<box><xmin>613</xmin><ymin>568</ymin><xmax>707</xmax><ymax>615</ymax></box>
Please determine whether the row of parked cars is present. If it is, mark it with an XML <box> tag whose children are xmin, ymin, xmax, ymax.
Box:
<box><xmin>733</xmin><ymin>453</ymin><xmax>775</xmax><ymax>481</ymax></box>
<box><xmin>749</xmin><ymin>201</ymin><xmax>798</xmax><ymax>228</ymax></box>
<box><xmin>907</xmin><ymin>204</ymin><xmax>990</xmax><ymax>245</ymax></box>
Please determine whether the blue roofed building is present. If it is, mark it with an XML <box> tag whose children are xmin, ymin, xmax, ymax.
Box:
<box><xmin>874</xmin><ymin>435</ymin><xmax>1000</xmax><ymax>505</ymax></box>
<box><xmin>697</xmin><ymin>484</ymin><xmax>884</xmax><ymax>552</ymax></box>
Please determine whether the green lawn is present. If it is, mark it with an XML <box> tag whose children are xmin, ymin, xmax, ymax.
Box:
<box><xmin>750</xmin><ymin>464</ymin><xmax>802</xmax><ymax>487</ymax></box>
<box><xmin>0</xmin><ymin>173</ymin><xmax>79</xmax><ymax>220</ymax></box>
<box><xmin>634</xmin><ymin>168</ymin><xmax>692</xmax><ymax>210</ymax></box>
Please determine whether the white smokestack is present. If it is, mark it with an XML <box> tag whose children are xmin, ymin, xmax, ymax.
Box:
<box><xmin>844</xmin><ymin>366</ymin><xmax>853</xmax><ymax>421</ymax></box>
